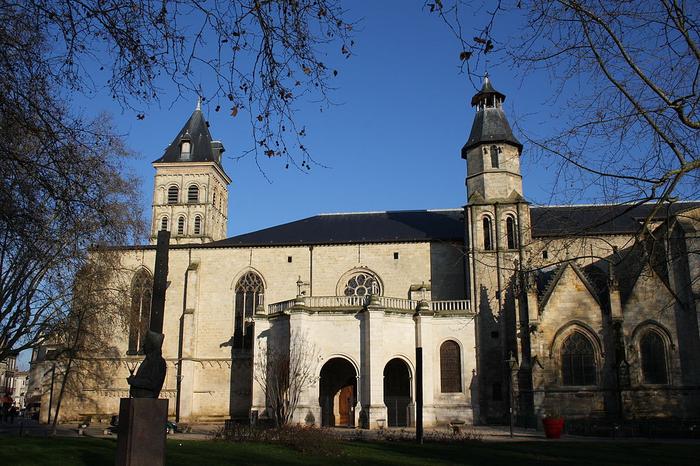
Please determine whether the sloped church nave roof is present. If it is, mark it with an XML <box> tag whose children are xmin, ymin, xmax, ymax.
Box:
<box><xmin>204</xmin><ymin>201</ymin><xmax>700</xmax><ymax>248</ymax></box>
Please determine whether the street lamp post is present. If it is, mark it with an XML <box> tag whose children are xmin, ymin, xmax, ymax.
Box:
<box><xmin>414</xmin><ymin>303</ymin><xmax>428</xmax><ymax>445</ymax></box>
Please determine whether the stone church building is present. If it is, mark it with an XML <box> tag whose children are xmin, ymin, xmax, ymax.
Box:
<box><xmin>44</xmin><ymin>78</ymin><xmax>700</xmax><ymax>428</ymax></box>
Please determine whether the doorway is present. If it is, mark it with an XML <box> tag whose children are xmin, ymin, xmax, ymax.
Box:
<box><xmin>384</xmin><ymin>358</ymin><xmax>411</xmax><ymax>427</ymax></box>
<box><xmin>319</xmin><ymin>358</ymin><xmax>357</xmax><ymax>427</ymax></box>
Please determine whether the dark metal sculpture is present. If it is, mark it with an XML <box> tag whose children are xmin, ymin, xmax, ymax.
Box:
<box><xmin>127</xmin><ymin>230</ymin><xmax>170</xmax><ymax>398</ymax></box>
<box><xmin>127</xmin><ymin>331</ymin><xmax>167</xmax><ymax>398</ymax></box>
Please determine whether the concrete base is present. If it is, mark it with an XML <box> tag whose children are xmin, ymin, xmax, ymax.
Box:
<box><xmin>116</xmin><ymin>398</ymin><xmax>168</xmax><ymax>466</ymax></box>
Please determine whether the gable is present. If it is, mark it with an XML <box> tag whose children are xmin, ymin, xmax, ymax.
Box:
<box><xmin>624</xmin><ymin>263</ymin><xmax>675</xmax><ymax>315</ymax></box>
<box><xmin>540</xmin><ymin>264</ymin><xmax>603</xmax><ymax>321</ymax></box>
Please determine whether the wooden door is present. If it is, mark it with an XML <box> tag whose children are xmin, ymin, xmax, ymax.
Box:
<box><xmin>337</xmin><ymin>385</ymin><xmax>354</xmax><ymax>426</ymax></box>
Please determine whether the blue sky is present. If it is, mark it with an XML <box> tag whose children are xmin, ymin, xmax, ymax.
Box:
<box><xmin>72</xmin><ymin>1</ymin><xmax>571</xmax><ymax>239</ymax></box>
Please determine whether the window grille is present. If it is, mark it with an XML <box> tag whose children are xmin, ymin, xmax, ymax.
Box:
<box><xmin>561</xmin><ymin>332</ymin><xmax>597</xmax><ymax>386</ymax></box>
<box><xmin>177</xmin><ymin>216</ymin><xmax>185</xmax><ymax>235</ymax></box>
<box><xmin>167</xmin><ymin>186</ymin><xmax>179</xmax><ymax>204</ymax></box>
<box><xmin>343</xmin><ymin>272</ymin><xmax>380</xmax><ymax>297</ymax></box>
<box><xmin>234</xmin><ymin>272</ymin><xmax>264</xmax><ymax>349</ymax></box>
<box><xmin>188</xmin><ymin>185</ymin><xmax>199</xmax><ymax>203</ymax></box>
<box><xmin>440</xmin><ymin>340</ymin><xmax>462</xmax><ymax>393</ymax></box>
<box><xmin>128</xmin><ymin>269</ymin><xmax>152</xmax><ymax>354</ymax></box>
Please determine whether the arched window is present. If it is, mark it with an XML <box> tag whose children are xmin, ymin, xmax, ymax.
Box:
<box><xmin>181</xmin><ymin>140</ymin><xmax>191</xmax><ymax>159</ymax></box>
<box><xmin>193</xmin><ymin>215</ymin><xmax>202</xmax><ymax>235</ymax></box>
<box><xmin>344</xmin><ymin>272</ymin><xmax>381</xmax><ymax>297</ymax></box>
<box><xmin>490</xmin><ymin>145</ymin><xmax>499</xmax><ymax>168</ymax></box>
<box><xmin>234</xmin><ymin>272</ymin><xmax>264</xmax><ymax>349</ymax></box>
<box><xmin>128</xmin><ymin>269</ymin><xmax>153</xmax><ymax>355</ymax></box>
<box><xmin>160</xmin><ymin>217</ymin><xmax>168</xmax><ymax>231</ymax></box>
<box><xmin>482</xmin><ymin>216</ymin><xmax>494</xmax><ymax>251</ymax></box>
<box><xmin>506</xmin><ymin>215</ymin><xmax>518</xmax><ymax>249</ymax></box>
<box><xmin>167</xmin><ymin>186</ymin><xmax>179</xmax><ymax>204</ymax></box>
<box><xmin>188</xmin><ymin>185</ymin><xmax>199</xmax><ymax>203</ymax></box>
<box><xmin>440</xmin><ymin>340</ymin><xmax>462</xmax><ymax>393</ymax></box>
<box><xmin>640</xmin><ymin>331</ymin><xmax>668</xmax><ymax>384</ymax></box>
<box><xmin>177</xmin><ymin>216</ymin><xmax>185</xmax><ymax>235</ymax></box>
<box><xmin>561</xmin><ymin>332</ymin><xmax>597</xmax><ymax>386</ymax></box>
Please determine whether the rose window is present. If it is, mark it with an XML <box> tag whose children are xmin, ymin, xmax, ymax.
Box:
<box><xmin>344</xmin><ymin>273</ymin><xmax>380</xmax><ymax>296</ymax></box>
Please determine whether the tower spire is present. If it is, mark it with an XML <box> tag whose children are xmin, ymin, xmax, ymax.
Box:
<box><xmin>196</xmin><ymin>96</ymin><xmax>202</xmax><ymax>112</ymax></box>
<box><xmin>463</xmin><ymin>75</ymin><xmax>521</xmax><ymax>156</ymax></box>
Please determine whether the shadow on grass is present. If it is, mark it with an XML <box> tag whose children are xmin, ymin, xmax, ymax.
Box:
<box><xmin>343</xmin><ymin>440</ymin><xmax>700</xmax><ymax>466</ymax></box>
<box><xmin>1</xmin><ymin>436</ymin><xmax>699</xmax><ymax>466</ymax></box>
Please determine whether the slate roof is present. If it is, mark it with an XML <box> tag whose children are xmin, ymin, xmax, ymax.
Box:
<box><xmin>206</xmin><ymin>202</ymin><xmax>700</xmax><ymax>248</ymax></box>
<box><xmin>208</xmin><ymin>210</ymin><xmax>465</xmax><ymax>247</ymax></box>
<box><xmin>462</xmin><ymin>108</ymin><xmax>522</xmax><ymax>154</ymax></box>
<box><xmin>470</xmin><ymin>76</ymin><xmax>506</xmax><ymax>107</ymax></box>
<box><xmin>153</xmin><ymin>107</ymin><xmax>225</xmax><ymax>167</ymax></box>
<box><xmin>529</xmin><ymin>202</ymin><xmax>700</xmax><ymax>237</ymax></box>
<box><xmin>462</xmin><ymin>77</ymin><xmax>522</xmax><ymax>154</ymax></box>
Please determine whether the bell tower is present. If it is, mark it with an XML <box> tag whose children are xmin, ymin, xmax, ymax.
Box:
<box><xmin>462</xmin><ymin>75</ymin><xmax>532</xmax><ymax>424</ymax></box>
<box><xmin>150</xmin><ymin>100</ymin><xmax>231</xmax><ymax>244</ymax></box>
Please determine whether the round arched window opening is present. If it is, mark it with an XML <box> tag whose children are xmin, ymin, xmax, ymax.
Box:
<box><xmin>344</xmin><ymin>272</ymin><xmax>380</xmax><ymax>297</ymax></box>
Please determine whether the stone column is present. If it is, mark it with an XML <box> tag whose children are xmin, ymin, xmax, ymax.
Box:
<box><xmin>251</xmin><ymin>310</ymin><xmax>270</xmax><ymax>419</ymax></box>
<box><xmin>288</xmin><ymin>306</ymin><xmax>320</xmax><ymax>425</ymax></box>
<box><xmin>362</xmin><ymin>295</ymin><xmax>387</xmax><ymax>429</ymax></box>
<box><xmin>178</xmin><ymin>309</ymin><xmax>195</xmax><ymax>422</ymax></box>
<box><xmin>178</xmin><ymin>262</ymin><xmax>199</xmax><ymax>422</ymax></box>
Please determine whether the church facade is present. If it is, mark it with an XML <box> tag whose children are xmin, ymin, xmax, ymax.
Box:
<box><xmin>40</xmin><ymin>78</ymin><xmax>700</xmax><ymax>428</ymax></box>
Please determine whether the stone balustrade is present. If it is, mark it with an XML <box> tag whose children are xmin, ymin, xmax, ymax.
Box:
<box><xmin>267</xmin><ymin>295</ymin><xmax>471</xmax><ymax>314</ymax></box>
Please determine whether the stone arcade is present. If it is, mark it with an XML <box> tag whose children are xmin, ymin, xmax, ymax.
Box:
<box><xmin>37</xmin><ymin>77</ymin><xmax>700</xmax><ymax>428</ymax></box>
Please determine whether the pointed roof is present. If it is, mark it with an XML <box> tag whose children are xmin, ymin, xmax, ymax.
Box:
<box><xmin>153</xmin><ymin>101</ymin><xmax>226</xmax><ymax>167</ymax></box>
<box><xmin>462</xmin><ymin>75</ymin><xmax>522</xmax><ymax>155</ymax></box>
<box><xmin>470</xmin><ymin>74</ymin><xmax>506</xmax><ymax>107</ymax></box>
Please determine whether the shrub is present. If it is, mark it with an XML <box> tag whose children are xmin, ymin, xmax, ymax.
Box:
<box><xmin>212</xmin><ymin>424</ymin><xmax>344</xmax><ymax>457</ymax></box>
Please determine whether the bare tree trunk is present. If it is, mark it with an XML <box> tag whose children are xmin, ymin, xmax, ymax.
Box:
<box><xmin>50</xmin><ymin>306</ymin><xmax>86</xmax><ymax>435</ymax></box>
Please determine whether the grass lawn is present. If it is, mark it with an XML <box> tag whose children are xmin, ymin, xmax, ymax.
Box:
<box><xmin>0</xmin><ymin>436</ymin><xmax>698</xmax><ymax>465</ymax></box>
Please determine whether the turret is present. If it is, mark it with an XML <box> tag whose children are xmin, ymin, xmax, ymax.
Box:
<box><xmin>150</xmin><ymin>100</ymin><xmax>231</xmax><ymax>244</ymax></box>
<box><xmin>462</xmin><ymin>75</ymin><xmax>523</xmax><ymax>203</ymax></box>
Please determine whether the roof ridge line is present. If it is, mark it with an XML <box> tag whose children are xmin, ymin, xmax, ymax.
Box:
<box><xmin>317</xmin><ymin>208</ymin><xmax>462</xmax><ymax>217</ymax></box>
<box><xmin>535</xmin><ymin>200</ymin><xmax>700</xmax><ymax>208</ymax></box>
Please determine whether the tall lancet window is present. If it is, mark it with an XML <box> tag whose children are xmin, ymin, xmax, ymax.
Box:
<box><xmin>234</xmin><ymin>272</ymin><xmax>264</xmax><ymax>349</ymax></box>
<box><xmin>482</xmin><ymin>216</ymin><xmax>494</xmax><ymax>251</ymax></box>
<box><xmin>490</xmin><ymin>145</ymin><xmax>499</xmax><ymax>168</ymax></box>
<box><xmin>440</xmin><ymin>340</ymin><xmax>462</xmax><ymax>393</ymax></box>
<box><xmin>128</xmin><ymin>269</ymin><xmax>153</xmax><ymax>354</ymax></box>
<box><xmin>641</xmin><ymin>331</ymin><xmax>668</xmax><ymax>384</ymax></box>
<box><xmin>506</xmin><ymin>215</ymin><xmax>518</xmax><ymax>250</ymax></box>
<box><xmin>167</xmin><ymin>186</ymin><xmax>179</xmax><ymax>204</ymax></box>
<box><xmin>561</xmin><ymin>332</ymin><xmax>597</xmax><ymax>386</ymax></box>
<box><xmin>193</xmin><ymin>215</ymin><xmax>202</xmax><ymax>235</ymax></box>
<box><xmin>188</xmin><ymin>185</ymin><xmax>199</xmax><ymax>203</ymax></box>
<box><xmin>177</xmin><ymin>216</ymin><xmax>185</xmax><ymax>235</ymax></box>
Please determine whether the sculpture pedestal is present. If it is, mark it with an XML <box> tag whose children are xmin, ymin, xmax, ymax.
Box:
<box><xmin>116</xmin><ymin>398</ymin><xmax>168</xmax><ymax>466</ymax></box>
